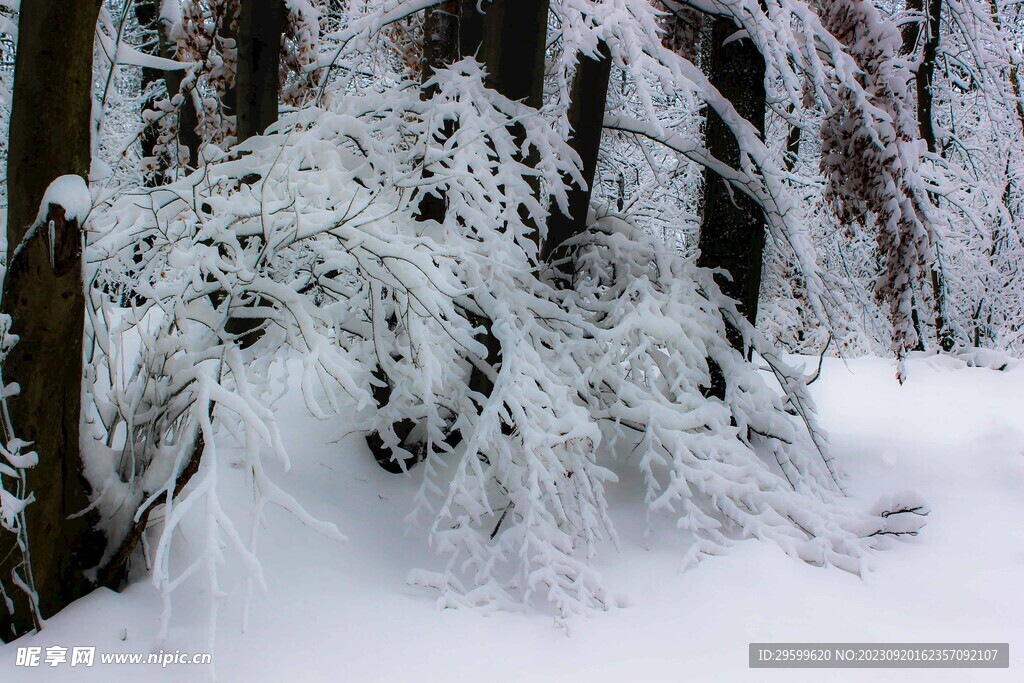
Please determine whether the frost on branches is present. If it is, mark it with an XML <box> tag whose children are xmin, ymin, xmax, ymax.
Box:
<box><xmin>139</xmin><ymin>0</ymin><xmax>323</xmax><ymax>166</ymax></box>
<box><xmin>0</xmin><ymin>314</ymin><xmax>40</xmax><ymax>631</ymax></box>
<box><xmin>85</xmin><ymin>56</ymin><xmax>925</xmax><ymax>630</ymax></box>
<box><xmin>813</xmin><ymin>0</ymin><xmax>939</xmax><ymax>365</ymax></box>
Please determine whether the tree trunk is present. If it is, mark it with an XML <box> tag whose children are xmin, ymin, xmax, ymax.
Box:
<box><xmin>5</xmin><ymin>0</ymin><xmax>101</xmax><ymax>249</ymax></box>
<box><xmin>236</xmin><ymin>0</ymin><xmax>285</xmax><ymax>142</ymax></box>
<box><xmin>914</xmin><ymin>0</ymin><xmax>942</xmax><ymax>155</ymax></box>
<box><xmin>1</xmin><ymin>1</ymin><xmax>104</xmax><ymax>643</ymax></box>
<box><xmin>417</xmin><ymin>1</ymin><xmax>460</xmax><ymax>224</ymax></box>
<box><xmin>422</xmin><ymin>1</ymin><xmax>461</xmax><ymax>94</ymax></box>
<box><xmin>0</xmin><ymin>194</ymin><xmax>105</xmax><ymax>641</ymax></box>
<box><xmin>134</xmin><ymin>0</ymin><xmax>201</xmax><ymax>182</ymax></box>
<box><xmin>989</xmin><ymin>0</ymin><xmax>1024</xmax><ymax>137</ymax></box>
<box><xmin>368</xmin><ymin>3</ymin><xmax>465</xmax><ymax>473</ymax></box>
<box><xmin>470</xmin><ymin>0</ymin><xmax>549</xmax><ymax>425</ymax></box>
<box><xmin>696</xmin><ymin>16</ymin><xmax>767</xmax><ymax>327</ymax></box>
<box><xmin>459</xmin><ymin>0</ymin><xmax>484</xmax><ymax>58</ymax></box>
<box><xmin>478</xmin><ymin>0</ymin><xmax>549</xmax><ymax>252</ymax></box>
<box><xmin>902</xmin><ymin>0</ymin><xmax>924</xmax><ymax>66</ymax></box>
<box><xmin>785</xmin><ymin>105</ymin><xmax>801</xmax><ymax>173</ymax></box>
<box><xmin>219</xmin><ymin>1</ymin><xmax>239</xmax><ymax>130</ymax></box>
<box><xmin>541</xmin><ymin>42</ymin><xmax>612</xmax><ymax>279</ymax></box>
<box><xmin>135</xmin><ymin>0</ymin><xmax>166</xmax><ymax>187</ymax></box>
<box><xmin>477</xmin><ymin>0</ymin><xmax>548</xmax><ymax>110</ymax></box>
<box><xmin>902</xmin><ymin>0</ymin><xmax>952</xmax><ymax>351</ymax></box>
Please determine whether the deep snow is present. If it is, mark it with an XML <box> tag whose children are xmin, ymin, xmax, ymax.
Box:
<box><xmin>2</xmin><ymin>354</ymin><xmax>1021</xmax><ymax>682</ymax></box>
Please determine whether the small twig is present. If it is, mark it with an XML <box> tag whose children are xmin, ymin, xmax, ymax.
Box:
<box><xmin>806</xmin><ymin>334</ymin><xmax>833</xmax><ymax>386</ymax></box>
<box><xmin>97</xmin><ymin>424</ymin><xmax>206</xmax><ymax>589</ymax></box>
<box><xmin>490</xmin><ymin>501</ymin><xmax>514</xmax><ymax>540</ymax></box>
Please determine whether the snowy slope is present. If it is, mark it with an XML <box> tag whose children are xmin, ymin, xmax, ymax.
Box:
<box><xmin>1</xmin><ymin>355</ymin><xmax>1022</xmax><ymax>682</ymax></box>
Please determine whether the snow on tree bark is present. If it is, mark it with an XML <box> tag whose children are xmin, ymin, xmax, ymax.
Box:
<box><xmin>0</xmin><ymin>177</ymin><xmax>104</xmax><ymax>641</ymax></box>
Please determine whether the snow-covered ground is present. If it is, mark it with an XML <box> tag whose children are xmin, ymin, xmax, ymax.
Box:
<box><xmin>2</xmin><ymin>355</ymin><xmax>1021</xmax><ymax>682</ymax></box>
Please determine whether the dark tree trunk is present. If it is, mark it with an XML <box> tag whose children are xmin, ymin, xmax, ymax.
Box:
<box><xmin>0</xmin><ymin>198</ymin><xmax>105</xmax><ymax>640</ymax></box>
<box><xmin>134</xmin><ymin>0</ymin><xmax>201</xmax><ymax>181</ymax></box>
<box><xmin>459</xmin><ymin>0</ymin><xmax>484</xmax><ymax>58</ymax></box>
<box><xmin>477</xmin><ymin>0</ymin><xmax>550</xmax><ymax>253</ymax></box>
<box><xmin>219</xmin><ymin>0</ymin><xmax>286</xmax><ymax>346</ymax></box>
<box><xmin>417</xmin><ymin>1</ymin><xmax>460</xmax><ymax>224</ymax></box>
<box><xmin>422</xmin><ymin>1</ymin><xmax>461</xmax><ymax>93</ymax></box>
<box><xmin>988</xmin><ymin>0</ymin><xmax>1024</xmax><ymax>136</ymax></box>
<box><xmin>219</xmin><ymin>2</ymin><xmax>239</xmax><ymax>128</ymax></box>
<box><xmin>913</xmin><ymin>0</ymin><xmax>942</xmax><ymax>155</ymax></box>
<box><xmin>697</xmin><ymin>16</ymin><xmax>767</xmax><ymax>327</ymax></box>
<box><xmin>902</xmin><ymin>0</ymin><xmax>924</xmax><ymax>65</ymax></box>
<box><xmin>1</xmin><ymin>0</ymin><xmax>105</xmax><ymax>640</ymax></box>
<box><xmin>5</xmin><ymin>1</ymin><xmax>101</xmax><ymax>248</ymax></box>
<box><xmin>902</xmin><ymin>0</ymin><xmax>952</xmax><ymax>350</ymax></box>
<box><xmin>477</xmin><ymin>0</ymin><xmax>548</xmax><ymax>110</ymax></box>
<box><xmin>785</xmin><ymin>106</ymin><xmax>801</xmax><ymax>173</ymax></box>
<box><xmin>236</xmin><ymin>0</ymin><xmax>285</xmax><ymax>142</ymax></box>
<box><xmin>167</xmin><ymin>70</ymin><xmax>202</xmax><ymax>174</ymax></box>
<box><xmin>541</xmin><ymin>42</ymin><xmax>612</xmax><ymax>279</ymax></box>
<box><xmin>469</xmin><ymin>0</ymin><xmax>549</xmax><ymax>427</ymax></box>
<box><xmin>368</xmin><ymin>3</ymin><xmax>465</xmax><ymax>473</ymax></box>
<box><xmin>135</xmin><ymin>0</ymin><xmax>165</xmax><ymax>186</ymax></box>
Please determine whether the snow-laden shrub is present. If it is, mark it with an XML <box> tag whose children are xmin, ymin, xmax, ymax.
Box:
<box><xmin>0</xmin><ymin>313</ymin><xmax>40</xmax><ymax>628</ymax></box>
<box><xmin>85</xmin><ymin>61</ymin><xmax>924</xmax><ymax>636</ymax></box>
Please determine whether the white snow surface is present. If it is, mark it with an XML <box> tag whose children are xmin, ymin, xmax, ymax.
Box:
<box><xmin>2</xmin><ymin>354</ymin><xmax>1022</xmax><ymax>682</ymax></box>
<box><xmin>32</xmin><ymin>175</ymin><xmax>91</xmax><ymax>227</ymax></box>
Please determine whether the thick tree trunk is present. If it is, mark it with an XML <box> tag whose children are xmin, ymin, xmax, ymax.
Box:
<box><xmin>541</xmin><ymin>42</ymin><xmax>612</xmax><ymax>279</ymax></box>
<box><xmin>368</xmin><ymin>3</ymin><xmax>464</xmax><ymax>473</ymax></box>
<box><xmin>5</xmin><ymin>1</ymin><xmax>101</xmax><ymax>248</ymax></box>
<box><xmin>697</xmin><ymin>16</ymin><xmax>767</xmax><ymax>327</ymax></box>
<box><xmin>218</xmin><ymin>1</ymin><xmax>239</xmax><ymax>129</ymax></box>
<box><xmin>469</xmin><ymin>0</ymin><xmax>549</xmax><ymax>427</ymax></box>
<box><xmin>459</xmin><ymin>0</ymin><xmax>484</xmax><ymax>58</ymax></box>
<box><xmin>236</xmin><ymin>0</ymin><xmax>285</xmax><ymax>142</ymax></box>
<box><xmin>1</xmin><ymin>0</ymin><xmax>105</xmax><ymax>642</ymax></box>
<box><xmin>219</xmin><ymin>0</ymin><xmax>286</xmax><ymax>346</ymax></box>
<box><xmin>477</xmin><ymin>0</ymin><xmax>549</xmax><ymax>253</ymax></box>
<box><xmin>422</xmin><ymin>1</ymin><xmax>461</xmax><ymax>94</ymax></box>
<box><xmin>0</xmin><ymin>196</ymin><xmax>105</xmax><ymax>641</ymax></box>
<box><xmin>477</xmin><ymin>0</ymin><xmax>548</xmax><ymax>110</ymax></box>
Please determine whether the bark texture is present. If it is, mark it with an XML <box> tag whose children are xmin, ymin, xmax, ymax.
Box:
<box><xmin>417</xmin><ymin>1</ymin><xmax>460</xmax><ymax>224</ymax></box>
<box><xmin>236</xmin><ymin>0</ymin><xmax>285</xmax><ymax>142</ymax></box>
<box><xmin>541</xmin><ymin>42</ymin><xmax>612</xmax><ymax>278</ymax></box>
<box><xmin>697</xmin><ymin>16</ymin><xmax>767</xmax><ymax>326</ymax></box>
<box><xmin>903</xmin><ymin>0</ymin><xmax>952</xmax><ymax>350</ymax></box>
<box><xmin>1</xmin><ymin>0</ymin><xmax>105</xmax><ymax>642</ymax></box>
<box><xmin>0</xmin><ymin>204</ymin><xmax>104</xmax><ymax>641</ymax></box>
<box><xmin>5</xmin><ymin>0</ymin><xmax>102</xmax><ymax>248</ymax></box>
<box><xmin>477</xmin><ymin>0</ymin><xmax>549</xmax><ymax>110</ymax></box>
